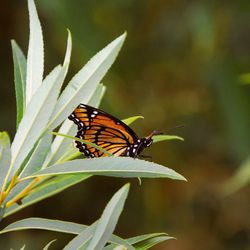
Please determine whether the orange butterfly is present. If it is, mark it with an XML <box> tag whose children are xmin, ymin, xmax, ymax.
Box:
<box><xmin>68</xmin><ymin>104</ymin><xmax>159</xmax><ymax>158</ymax></box>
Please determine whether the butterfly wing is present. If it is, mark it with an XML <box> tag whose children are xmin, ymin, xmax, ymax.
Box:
<box><xmin>68</xmin><ymin>104</ymin><xmax>139</xmax><ymax>157</ymax></box>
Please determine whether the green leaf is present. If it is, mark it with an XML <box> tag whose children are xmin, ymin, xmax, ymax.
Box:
<box><xmin>122</xmin><ymin>116</ymin><xmax>144</xmax><ymax>126</ymax></box>
<box><xmin>27</xmin><ymin>157</ymin><xmax>187</xmax><ymax>181</ymax></box>
<box><xmin>126</xmin><ymin>233</ymin><xmax>173</xmax><ymax>245</ymax></box>
<box><xmin>131</xmin><ymin>235</ymin><xmax>173</xmax><ymax>249</ymax></box>
<box><xmin>86</xmin><ymin>184</ymin><xmax>130</xmax><ymax>250</ymax></box>
<box><xmin>19</xmin><ymin>133</ymin><xmax>52</xmax><ymax>178</ymax></box>
<box><xmin>11</xmin><ymin>40</ymin><xmax>27</xmax><ymax>128</ymax></box>
<box><xmin>44</xmin><ymin>83</ymin><xmax>106</xmax><ymax>167</ymax></box>
<box><xmin>152</xmin><ymin>134</ymin><xmax>184</xmax><ymax>143</ymax></box>
<box><xmin>26</xmin><ymin>0</ymin><xmax>44</xmax><ymax>105</ymax></box>
<box><xmin>9</xmin><ymin>65</ymin><xmax>62</xmax><ymax>181</ymax></box>
<box><xmin>0</xmin><ymin>132</ymin><xmax>11</xmax><ymax>192</ymax></box>
<box><xmin>4</xmin><ymin>134</ymin><xmax>52</xmax><ymax>206</ymax></box>
<box><xmin>63</xmin><ymin>223</ymin><xmax>97</xmax><ymax>250</ymax></box>
<box><xmin>104</xmin><ymin>233</ymin><xmax>170</xmax><ymax>250</ymax></box>
<box><xmin>43</xmin><ymin>239</ymin><xmax>57</xmax><ymax>250</ymax></box>
<box><xmin>9</xmin><ymin>31</ymin><xmax>71</xmax><ymax>181</ymax></box>
<box><xmin>47</xmin><ymin>33</ymin><xmax>126</xmax><ymax>130</ymax></box>
<box><xmin>0</xmin><ymin>217</ymin><xmax>87</xmax><ymax>234</ymax></box>
<box><xmin>0</xmin><ymin>217</ymin><xmax>133</xmax><ymax>249</ymax></box>
<box><xmin>4</xmin><ymin>174</ymin><xmax>90</xmax><ymax>218</ymax></box>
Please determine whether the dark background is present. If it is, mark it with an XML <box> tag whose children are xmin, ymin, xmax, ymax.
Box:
<box><xmin>0</xmin><ymin>1</ymin><xmax>250</xmax><ymax>249</ymax></box>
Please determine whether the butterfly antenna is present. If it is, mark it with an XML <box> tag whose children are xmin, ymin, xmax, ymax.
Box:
<box><xmin>165</xmin><ymin>124</ymin><xmax>185</xmax><ymax>133</ymax></box>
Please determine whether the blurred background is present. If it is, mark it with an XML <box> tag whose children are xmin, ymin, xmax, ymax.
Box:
<box><xmin>0</xmin><ymin>0</ymin><xmax>250</xmax><ymax>249</ymax></box>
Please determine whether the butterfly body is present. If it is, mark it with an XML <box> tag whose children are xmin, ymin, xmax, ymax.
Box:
<box><xmin>68</xmin><ymin>104</ymin><xmax>155</xmax><ymax>158</ymax></box>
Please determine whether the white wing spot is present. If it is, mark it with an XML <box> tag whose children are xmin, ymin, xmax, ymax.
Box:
<box><xmin>133</xmin><ymin>148</ymin><xmax>136</xmax><ymax>153</ymax></box>
<box><xmin>93</xmin><ymin>111</ymin><xmax>98</xmax><ymax>114</ymax></box>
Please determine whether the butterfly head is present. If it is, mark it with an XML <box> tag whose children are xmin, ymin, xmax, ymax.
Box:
<box><xmin>126</xmin><ymin>130</ymin><xmax>161</xmax><ymax>157</ymax></box>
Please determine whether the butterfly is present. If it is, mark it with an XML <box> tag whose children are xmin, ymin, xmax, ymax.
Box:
<box><xmin>68</xmin><ymin>104</ymin><xmax>160</xmax><ymax>158</ymax></box>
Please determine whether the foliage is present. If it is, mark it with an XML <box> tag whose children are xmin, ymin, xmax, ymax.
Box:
<box><xmin>0</xmin><ymin>0</ymin><xmax>185</xmax><ymax>248</ymax></box>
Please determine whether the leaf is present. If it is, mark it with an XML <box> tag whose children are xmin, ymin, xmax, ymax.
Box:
<box><xmin>4</xmin><ymin>134</ymin><xmax>52</xmax><ymax>206</ymax></box>
<box><xmin>104</xmin><ymin>233</ymin><xmax>170</xmax><ymax>250</ymax></box>
<box><xmin>9</xmin><ymin>65</ymin><xmax>62</xmax><ymax>181</ymax></box>
<box><xmin>63</xmin><ymin>223</ymin><xmax>97</xmax><ymax>250</ymax></box>
<box><xmin>0</xmin><ymin>132</ymin><xmax>11</xmax><ymax>192</ymax></box>
<box><xmin>152</xmin><ymin>134</ymin><xmax>184</xmax><ymax>143</ymax></box>
<box><xmin>4</xmin><ymin>174</ymin><xmax>91</xmax><ymax>217</ymax></box>
<box><xmin>126</xmin><ymin>233</ymin><xmax>174</xmax><ymax>246</ymax></box>
<box><xmin>4</xmin><ymin>179</ymin><xmax>33</xmax><ymax>205</ymax></box>
<box><xmin>44</xmin><ymin>83</ymin><xmax>106</xmax><ymax>167</ymax></box>
<box><xmin>26</xmin><ymin>0</ymin><xmax>44</xmax><ymax>105</ymax></box>
<box><xmin>122</xmin><ymin>116</ymin><xmax>144</xmax><ymax>126</ymax></box>
<box><xmin>0</xmin><ymin>217</ymin><xmax>87</xmax><ymax>234</ymax></box>
<box><xmin>9</xmin><ymin>31</ymin><xmax>72</xmax><ymax>181</ymax></box>
<box><xmin>0</xmin><ymin>217</ymin><xmax>133</xmax><ymax>249</ymax></box>
<box><xmin>11</xmin><ymin>40</ymin><xmax>27</xmax><ymax>128</ymax></box>
<box><xmin>19</xmin><ymin>133</ymin><xmax>52</xmax><ymax>178</ymax></box>
<box><xmin>86</xmin><ymin>184</ymin><xmax>130</xmax><ymax>250</ymax></box>
<box><xmin>47</xmin><ymin>33</ymin><xmax>126</xmax><ymax>130</ymax></box>
<box><xmin>131</xmin><ymin>236</ymin><xmax>173</xmax><ymax>250</ymax></box>
<box><xmin>43</xmin><ymin>239</ymin><xmax>57</xmax><ymax>250</ymax></box>
<box><xmin>88</xmin><ymin>83</ymin><xmax>106</xmax><ymax>108</ymax></box>
<box><xmin>27</xmin><ymin>157</ymin><xmax>187</xmax><ymax>181</ymax></box>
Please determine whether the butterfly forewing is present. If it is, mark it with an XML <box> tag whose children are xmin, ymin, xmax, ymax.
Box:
<box><xmin>69</xmin><ymin>104</ymin><xmax>139</xmax><ymax>157</ymax></box>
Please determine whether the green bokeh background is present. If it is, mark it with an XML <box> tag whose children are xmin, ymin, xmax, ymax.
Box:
<box><xmin>0</xmin><ymin>1</ymin><xmax>250</xmax><ymax>249</ymax></box>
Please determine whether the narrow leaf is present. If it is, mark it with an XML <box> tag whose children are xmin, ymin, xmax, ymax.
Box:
<box><xmin>9</xmin><ymin>65</ymin><xmax>62</xmax><ymax>181</ymax></box>
<box><xmin>127</xmin><ymin>233</ymin><xmax>167</xmax><ymax>245</ymax></box>
<box><xmin>63</xmin><ymin>223</ymin><xmax>97</xmax><ymax>250</ymax></box>
<box><xmin>11</xmin><ymin>40</ymin><xmax>27</xmax><ymax>127</ymax></box>
<box><xmin>131</xmin><ymin>235</ymin><xmax>173</xmax><ymax>250</ymax></box>
<box><xmin>27</xmin><ymin>157</ymin><xmax>187</xmax><ymax>181</ymax></box>
<box><xmin>10</xmin><ymin>31</ymin><xmax>71</xmax><ymax>180</ymax></box>
<box><xmin>0</xmin><ymin>217</ymin><xmax>87</xmax><ymax>234</ymax></box>
<box><xmin>0</xmin><ymin>217</ymin><xmax>134</xmax><ymax>249</ymax></box>
<box><xmin>152</xmin><ymin>134</ymin><xmax>184</xmax><ymax>143</ymax></box>
<box><xmin>4</xmin><ymin>174</ymin><xmax>91</xmax><ymax>217</ymax></box>
<box><xmin>19</xmin><ymin>133</ymin><xmax>52</xmax><ymax>178</ymax></box>
<box><xmin>43</xmin><ymin>239</ymin><xmax>57</xmax><ymax>250</ymax></box>
<box><xmin>122</xmin><ymin>116</ymin><xmax>144</xmax><ymax>126</ymax></box>
<box><xmin>0</xmin><ymin>132</ymin><xmax>11</xmax><ymax>191</ymax></box>
<box><xmin>26</xmin><ymin>0</ymin><xmax>44</xmax><ymax>105</ymax></box>
<box><xmin>47</xmin><ymin>33</ymin><xmax>126</xmax><ymax>130</ymax></box>
<box><xmin>86</xmin><ymin>184</ymin><xmax>130</xmax><ymax>250</ymax></box>
<box><xmin>44</xmin><ymin>83</ymin><xmax>105</xmax><ymax>167</ymax></box>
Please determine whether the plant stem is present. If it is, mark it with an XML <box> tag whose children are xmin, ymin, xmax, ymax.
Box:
<box><xmin>0</xmin><ymin>175</ymin><xmax>19</xmax><ymax>206</ymax></box>
<box><xmin>5</xmin><ymin>177</ymin><xmax>41</xmax><ymax>208</ymax></box>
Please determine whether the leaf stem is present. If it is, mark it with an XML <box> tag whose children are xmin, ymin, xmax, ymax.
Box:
<box><xmin>5</xmin><ymin>177</ymin><xmax>41</xmax><ymax>208</ymax></box>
